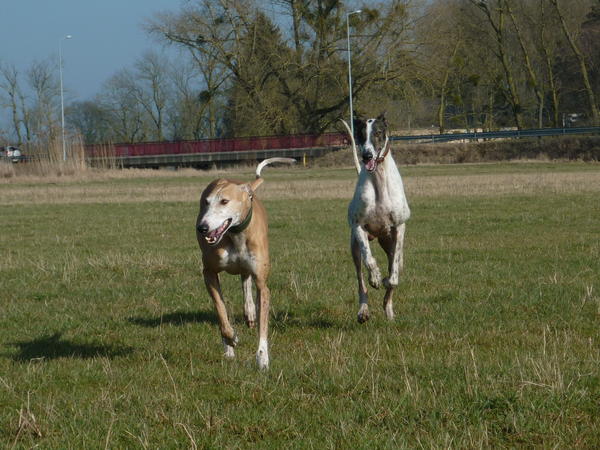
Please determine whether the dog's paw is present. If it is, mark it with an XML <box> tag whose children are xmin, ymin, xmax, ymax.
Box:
<box><xmin>357</xmin><ymin>305</ymin><xmax>370</xmax><ymax>324</ymax></box>
<box><xmin>256</xmin><ymin>350</ymin><xmax>269</xmax><ymax>370</ymax></box>
<box><xmin>368</xmin><ymin>269</ymin><xmax>382</xmax><ymax>289</ymax></box>
<box><xmin>222</xmin><ymin>333</ymin><xmax>238</xmax><ymax>348</ymax></box>
<box><xmin>223</xmin><ymin>345</ymin><xmax>235</xmax><ymax>359</ymax></box>
<box><xmin>244</xmin><ymin>315</ymin><xmax>256</xmax><ymax>329</ymax></box>
<box><xmin>383</xmin><ymin>277</ymin><xmax>398</xmax><ymax>289</ymax></box>
<box><xmin>256</xmin><ymin>340</ymin><xmax>269</xmax><ymax>370</ymax></box>
<box><xmin>222</xmin><ymin>336</ymin><xmax>237</xmax><ymax>359</ymax></box>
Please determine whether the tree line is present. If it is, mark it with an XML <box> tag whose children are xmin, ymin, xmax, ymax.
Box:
<box><xmin>1</xmin><ymin>0</ymin><xmax>599</xmax><ymax>146</ymax></box>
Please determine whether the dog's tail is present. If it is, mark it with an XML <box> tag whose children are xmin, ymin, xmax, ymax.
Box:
<box><xmin>250</xmin><ymin>157</ymin><xmax>296</xmax><ymax>191</ymax></box>
<box><xmin>256</xmin><ymin>157</ymin><xmax>296</xmax><ymax>178</ymax></box>
<box><xmin>340</xmin><ymin>119</ymin><xmax>361</xmax><ymax>175</ymax></box>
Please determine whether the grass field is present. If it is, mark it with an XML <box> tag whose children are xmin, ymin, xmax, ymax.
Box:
<box><xmin>1</xmin><ymin>161</ymin><xmax>599</xmax><ymax>448</ymax></box>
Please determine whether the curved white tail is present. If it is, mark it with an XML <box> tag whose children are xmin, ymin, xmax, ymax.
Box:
<box><xmin>340</xmin><ymin>119</ymin><xmax>361</xmax><ymax>175</ymax></box>
<box><xmin>256</xmin><ymin>157</ymin><xmax>296</xmax><ymax>178</ymax></box>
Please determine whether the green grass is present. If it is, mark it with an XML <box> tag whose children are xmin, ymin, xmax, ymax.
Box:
<box><xmin>1</xmin><ymin>163</ymin><xmax>599</xmax><ymax>448</ymax></box>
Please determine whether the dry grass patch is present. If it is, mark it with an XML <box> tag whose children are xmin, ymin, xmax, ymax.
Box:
<box><xmin>1</xmin><ymin>165</ymin><xmax>600</xmax><ymax>205</ymax></box>
<box><xmin>1</xmin><ymin>150</ymin><xmax>265</xmax><ymax>186</ymax></box>
<box><xmin>407</xmin><ymin>171</ymin><xmax>600</xmax><ymax>197</ymax></box>
<box><xmin>1</xmin><ymin>166</ymin><xmax>209</xmax><ymax>185</ymax></box>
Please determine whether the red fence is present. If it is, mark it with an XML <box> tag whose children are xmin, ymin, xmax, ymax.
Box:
<box><xmin>86</xmin><ymin>132</ymin><xmax>347</xmax><ymax>158</ymax></box>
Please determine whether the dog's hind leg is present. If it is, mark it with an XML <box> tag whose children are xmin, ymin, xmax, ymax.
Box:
<box><xmin>352</xmin><ymin>233</ymin><xmax>370</xmax><ymax>323</ymax></box>
<box><xmin>386</xmin><ymin>223</ymin><xmax>405</xmax><ymax>288</ymax></box>
<box><xmin>378</xmin><ymin>234</ymin><xmax>395</xmax><ymax>320</ymax></box>
<box><xmin>241</xmin><ymin>275</ymin><xmax>256</xmax><ymax>328</ymax></box>
<box><xmin>254</xmin><ymin>276</ymin><xmax>270</xmax><ymax>370</ymax></box>
<box><xmin>380</xmin><ymin>223</ymin><xmax>406</xmax><ymax>320</ymax></box>
<box><xmin>203</xmin><ymin>269</ymin><xmax>237</xmax><ymax>358</ymax></box>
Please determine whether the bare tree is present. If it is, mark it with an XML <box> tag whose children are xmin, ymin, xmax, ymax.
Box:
<box><xmin>132</xmin><ymin>51</ymin><xmax>171</xmax><ymax>141</ymax></box>
<box><xmin>27</xmin><ymin>59</ymin><xmax>60</xmax><ymax>142</ymax></box>
<box><xmin>469</xmin><ymin>0</ymin><xmax>525</xmax><ymax>129</ymax></box>
<box><xmin>147</xmin><ymin>1</ymin><xmax>253</xmax><ymax>135</ymax></box>
<box><xmin>419</xmin><ymin>0</ymin><xmax>466</xmax><ymax>132</ymax></box>
<box><xmin>100</xmin><ymin>69</ymin><xmax>146</xmax><ymax>143</ymax></box>
<box><xmin>0</xmin><ymin>64</ymin><xmax>24</xmax><ymax>144</ymax></box>
<box><xmin>147</xmin><ymin>0</ymin><xmax>417</xmax><ymax>135</ymax></box>
<box><xmin>67</xmin><ymin>100</ymin><xmax>111</xmax><ymax>144</ymax></box>
<box><xmin>550</xmin><ymin>0</ymin><xmax>599</xmax><ymax>125</ymax></box>
<box><xmin>505</xmin><ymin>0</ymin><xmax>546</xmax><ymax>128</ymax></box>
<box><xmin>536</xmin><ymin>0</ymin><xmax>562</xmax><ymax>127</ymax></box>
<box><xmin>169</xmin><ymin>60</ymin><xmax>210</xmax><ymax>139</ymax></box>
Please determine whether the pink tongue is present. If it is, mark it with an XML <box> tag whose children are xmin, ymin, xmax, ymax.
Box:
<box><xmin>366</xmin><ymin>159</ymin><xmax>376</xmax><ymax>171</ymax></box>
<box><xmin>208</xmin><ymin>221</ymin><xmax>227</xmax><ymax>238</ymax></box>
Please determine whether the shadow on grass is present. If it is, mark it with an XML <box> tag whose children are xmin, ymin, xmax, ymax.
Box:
<box><xmin>9</xmin><ymin>332</ymin><xmax>132</xmax><ymax>362</ymax></box>
<box><xmin>128</xmin><ymin>309</ymin><xmax>337</xmax><ymax>330</ymax></box>
<box><xmin>127</xmin><ymin>310</ymin><xmax>219</xmax><ymax>328</ymax></box>
<box><xmin>128</xmin><ymin>309</ymin><xmax>339</xmax><ymax>331</ymax></box>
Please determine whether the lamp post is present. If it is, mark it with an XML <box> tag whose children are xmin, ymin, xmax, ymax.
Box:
<box><xmin>59</xmin><ymin>34</ymin><xmax>72</xmax><ymax>161</ymax></box>
<box><xmin>346</xmin><ymin>10</ymin><xmax>362</xmax><ymax>138</ymax></box>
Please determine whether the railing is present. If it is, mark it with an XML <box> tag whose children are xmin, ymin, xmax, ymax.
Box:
<box><xmin>85</xmin><ymin>126</ymin><xmax>600</xmax><ymax>160</ymax></box>
<box><xmin>391</xmin><ymin>126</ymin><xmax>600</xmax><ymax>144</ymax></box>
<box><xmin>86</xmin><ymin>132</ymin><xmax>347</xmax><ymax>158</ymax></box>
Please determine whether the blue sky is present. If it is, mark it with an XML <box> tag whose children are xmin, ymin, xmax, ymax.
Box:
<box><xmin>0</xmin><ymin>0</ymin><xmax>182</xmax><ymax>100</ymax></box>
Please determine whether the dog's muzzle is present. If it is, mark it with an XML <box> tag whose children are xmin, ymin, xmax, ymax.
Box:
<box><xmin>362</xmin><ymin>151</ymin><xmax>377</xmax><ymax>172</ymax></box>
<box><xmin>197</xmin><ymin>219</ymin><xmax>232</xmax><ymax>245</ymax></box>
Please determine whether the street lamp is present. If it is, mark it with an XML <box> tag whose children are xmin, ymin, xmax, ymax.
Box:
<box><xmin>59</xmin><ymin>34</ymin><xmax>72</xmax><ymax>161</ymax></box>
<box><xmin>346</xmin><ymin>9</ymin><xmax>362</xmax><ymax>138</ymax></box>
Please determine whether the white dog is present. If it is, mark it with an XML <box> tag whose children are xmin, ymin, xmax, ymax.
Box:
<box><xmin>342</xmin><ymin>114</ymin><xmax>410</xmax><ymax>323</ymax></box>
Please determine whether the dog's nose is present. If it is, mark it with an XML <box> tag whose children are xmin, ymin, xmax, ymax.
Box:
<box><xmin>362</xmin><ymin>151</ymin><xmax>373</xmax><ymax>161</ymax></box>
<box><xmin>197</xmin><ymin>223</ymin><xmax>209</xmax><ymax>234</ymax></box>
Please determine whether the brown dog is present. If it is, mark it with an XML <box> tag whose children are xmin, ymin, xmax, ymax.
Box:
<box><xmin>195</xmin><ymin>157</ymin><xmax>295</xmax><ymax>369</ymax></box>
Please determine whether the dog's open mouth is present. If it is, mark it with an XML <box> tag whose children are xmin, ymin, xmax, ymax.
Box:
<box><xmin>205</xmin><ymin>218</ymin><xmax>232</xmax><ymax>245</ymax></box>
<box><xmin>364</xmin><ymin>158</ymin><xmax>377</xmax><ymax>172</ymax></box>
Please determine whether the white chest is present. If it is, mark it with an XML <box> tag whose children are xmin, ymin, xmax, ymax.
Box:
<box><xmin>216</xmin><ymin>236</ymin><xmax>256</xmax><ymax>275</ymax></box>
<box><xmin>348</xmin><ymin>158</ymin><xmax>410</xmax><ymax>229</ymax></box>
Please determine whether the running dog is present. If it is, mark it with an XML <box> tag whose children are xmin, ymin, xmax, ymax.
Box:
<box><xmin>341</xmin><ymin>115</ymin><xmax>410</xmax><ymax>323</ymax></box>
<box><xmin>196</xmin><ymin>157</ymin><xmax>295</xmax><ymax>369</ymax></box>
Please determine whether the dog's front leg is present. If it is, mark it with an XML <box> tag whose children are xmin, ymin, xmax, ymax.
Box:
<box><xmin>351</xmin><ymin>233</ymin><xmax>370</xmax><ymax>323</ymax></box>
<box><xmin>203</xmin><ymin>269</ymin><xmax>237</xmax><ymax>358</ymax></box>
<box><xmin>241</xmin><ymin>275</ymin><xmax>256</xmax><ymax>328</ymax></box>
<box><xmin>351</xmin><ymin>225</ymin><xmax>382</xmax><ymax>290</ymax></box>
<box><xmin>254</xmin><ymin>276</ymin><xmax>270</xmax><ymax>370</ymax></box>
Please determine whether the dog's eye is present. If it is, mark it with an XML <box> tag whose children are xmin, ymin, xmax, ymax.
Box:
<box><xmin>220</xmin><ymin>199</ymin><xmax>229</xmax><ymax>205</ymax></box>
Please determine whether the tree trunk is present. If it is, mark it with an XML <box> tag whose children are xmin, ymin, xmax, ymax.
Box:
<box><xmin>551</xmin><ymin>0</ymin><xmax>600</xmax><ymax>125</ymax></box>
<box><xmin>507</xmin><ymin>1</ymin><xmax>545</xmax><ymax>128</ymax></box>
<box><xmin>473</xmin><ymin>1</ymin><xmax>525</xmax><ymax>129</ymax></box>
<box><xmin>437</xmin><ymin>41</ymin><xmax>460</xmax><ymax>134</ymax></box>
<box><xmin>540</xmin><ymin>0</ymin><xmax>560</xmax><ymax>127</ymax></box>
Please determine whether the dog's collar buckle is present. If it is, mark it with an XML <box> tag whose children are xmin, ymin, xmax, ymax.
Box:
<box><xmin>229</xmin><ymin>206</ymin><xmax>253</xmax><ymax>234</ymax></box>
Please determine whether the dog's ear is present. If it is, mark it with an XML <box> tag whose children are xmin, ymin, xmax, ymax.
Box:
<box><xmin>240</xmin><ymin>183</ymin><xmax>254</xmax><ymax>199</ymax></box>
<box><xmin>353</xmin><ymin>117</ymin><xmax>366</xmax><ymax>143</ymax></box>
<box><xmin>243</xmin><ymin>178</ymin><xmax>264</xmax><ymax>197</ymax></box>
<box><xmin>377</xmin><ymin>112</ymin><xmax>388</xmax><ymax>126</ymax></box>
